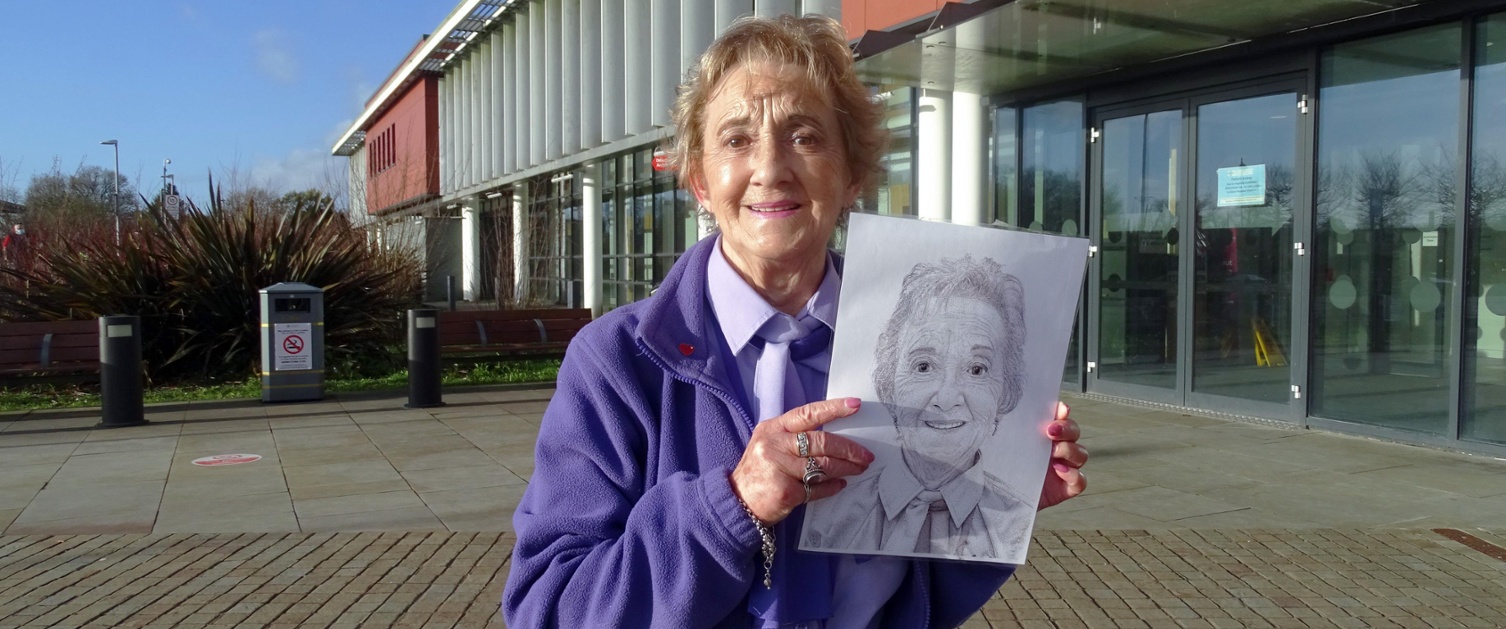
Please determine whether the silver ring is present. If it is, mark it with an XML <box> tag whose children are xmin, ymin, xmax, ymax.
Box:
<box><xmin>803</xmin><ymin>482</ymin><xmax>812</xmax><ymax>504</ymax></box>
<box><xmin>803</xmin><ymin>457</ymin><xmax>826</xmax><ymax>485</ymax></box>
<box><xmin>796</xmin><ymin>431</ymin><xmax>810</xmax><ymax>457</ymax></box>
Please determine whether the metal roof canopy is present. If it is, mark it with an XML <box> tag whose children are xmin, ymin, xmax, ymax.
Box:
<box><xmin>853</xmin><ymin>0</ymin><xmax>1434</xmax><ymax>95</ymax></box>
<box><xmin>331</xmin><ymin>0</ymin><xmax>514</xmax><ymax>156</ymax></box>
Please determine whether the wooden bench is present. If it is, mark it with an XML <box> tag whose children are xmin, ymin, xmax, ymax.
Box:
<box><xmin>0</xmin><ymin>320</ymin><xmax>101</xmax><ymax>382</ymax></box>
<box><xmin>436</xmin><ymin>308</ymin><xmax>592</xmax><ymax>360</ymax></box>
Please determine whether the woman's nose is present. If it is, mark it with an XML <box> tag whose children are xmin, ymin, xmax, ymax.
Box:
<box><xmin>930</xmin><ymin>372</ymin><xmax>965</xmax><ymax>412</ymax></box>
<box><xmin>748</xmin><ymin>137</ymin><xmax>792</xmax><ymax>187</ymax></box>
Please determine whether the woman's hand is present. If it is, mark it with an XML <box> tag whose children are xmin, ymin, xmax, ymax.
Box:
<box><xmin>729</xmin><ymin>397</ymin><xmax>875</xmax><ymax>525</ymax></box>
<box><xmin>1039</xmin><ymin>401</ymin><xmax>1088</xmax><ymax>510</ymax></box>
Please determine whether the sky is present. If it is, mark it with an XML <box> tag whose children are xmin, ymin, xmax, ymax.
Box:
<box><xmin>0</xmin><ymin>1</ymin><xmax>456</xmax><ymax>206</ymax></box>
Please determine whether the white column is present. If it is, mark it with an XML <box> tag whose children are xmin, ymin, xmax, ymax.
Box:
<box><xmin>462</xmin><ymin>200</ymin><xmax>480</xmax><ymax>300</ymax></box>
<box><xmin>457</xmin><ymin>57</ymin><xmax>469</xmax><ymax>188</ymax></box>
<box><xmin>491</xmin><ymin>30</ymin><xmax>506</xmax><ymax>177</ymax></box>
<box><xmin>478</xmin><ymin>39</ymin><xmax>494</xmax><ymax>181</ymax></box>
<box><xmin>624</xmin><ymin>0</ymin><xmax>649</xmax><ymax>135</ymax></box>
<box><xmin>580</xmin><ymin>0</ymin><xmax>602</xmax><ymax>147</ymax></box>
<box><xmin>545</xmin><ymin>0</ymin><xmax>563</xmax><ymax>161</ymax></box>
<box><xmin>439</xmin><ymin>75</ymin><xmax>451</xmax><ymax>194</ymax></box>
<box><xmin>513</xmin><ymin>185</ymin><xmax>530</xmax><ymax>303</ymax></box>
<box><xmin>529</xmin><ymin>3</ymin><xmax>546</xmax><ymax>166</ymax></box>
<box><xmin>562</xmin><ymin>0</ymin><xmax>581</xmax><ymax>152</ymax></box>
<box><xmin>600</xmin><ymin>0</ymin><xmax>625</xmax><ymax>140</ymax></box>
<box><xmin>801</xmin><ymin>0</ymin><xmax>840</xmax><ymax>18</ymax></box>
<box><xmin>581</xmin><ymin>162</ymin><xmax>603</xmax><ymax>316</ymax></box>
<box><xmin>681</xmin><ymin>0</ymin><xmax>713</xmax><ymax>75</ymax></box>
<box><xmin>917</xmin><ymin>89</ymin><xmax>952</xmax><ymax>222</ymax></box>
<box><xmin>754</xmin><ymin>0</ymin><xmax>799</xmax><ymax>17</ymax></box>
<box><xmin>502</xmin><ymin>21</ymin><xmax>519</xmax><ymax>174</ymax></box>
<box><xmin>469</xmin><ymin>52</ymin><xmax>483</xmax><ymax>186</ymax></box>
<box><xmin>515</xmin><ymin>10</ymin><xmax>533</xmax><ymax>169</ymax></box>
<box><xmin>715</xmin><ymin>0</ymin><xmax>752</xmax><ymax>33</ymax></box>
<box><xmin>950</xmin><ymin>91</ymin><xmax>987</xmax><ymax>226</ymax></box>
<box><xmin>650</xmin><ymin>0</ymin><xmax>679</xmax><ymax>128</ymax></box>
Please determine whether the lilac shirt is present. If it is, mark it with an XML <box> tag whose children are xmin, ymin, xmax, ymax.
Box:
<box><xmin>706</xmin><ymin>237</ymin><xmax>907</xmax><ymax>629</ymax></box>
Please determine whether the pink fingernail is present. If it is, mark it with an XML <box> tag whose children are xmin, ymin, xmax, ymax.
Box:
<box><xmin>1048</xmin><ymin>424</ymin><xmax>1063</xmax><ymax>438</ymax></box>
<box><xmin>844</xmin><ymin>398</ymin><xmax>861</xmax><ymax>409</ymax></box>
<box><xmin>1052</xmin><ymin>462</ymin><xmax>1071</xmax><ymax>474</ymax></box>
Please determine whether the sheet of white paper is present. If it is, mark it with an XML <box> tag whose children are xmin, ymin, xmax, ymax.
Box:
<box><xmin>800</xmin><ymin>213</ymin><xmax>1088</xmax><ymax>565</ymax></box>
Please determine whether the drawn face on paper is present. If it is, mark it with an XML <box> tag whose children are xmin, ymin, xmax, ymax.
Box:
<box><xmin>890</xmin><ymin>297</ymin><xmax>1010</xmax><ymax>490</ymax></box>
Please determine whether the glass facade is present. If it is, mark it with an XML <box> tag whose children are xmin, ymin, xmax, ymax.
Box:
<box><xmin>865</xmin><ymin>87</ymin><xmax>916</xmax><ymax>216</ymax></box>
<box><xmin>601</xmin><ymin>148</ymin><xmax>697</xmax><ymax>311</ymax></box>
<box><xmin>525</xmin><ymin>174</ymin><xmax>585</xmax><ymax>307</ymax></box>
<box><xmin>1311</xmin><ymin>25</ymin><xmax>1462</xmax><ymax>434</ymax></box>
<box><xmin>994</xmin><ymin>100</ymin><xmax>1086</xmax><ymax>385</ymax></box>
<box><xmin>981</xmin><ymin>7</ymin><xmax>1506</xmax><ymax>452</ymax></box>
<box><xmin>1466</xmin><ymin>14</ymin><xmax>1506</xmax><ymax>445</ymax></box>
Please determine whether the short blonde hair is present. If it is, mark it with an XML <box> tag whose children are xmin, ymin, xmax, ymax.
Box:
<box><xmin>669</xmin><ymin>14</ymin><xmax>886</xmax><ymax>198</ymax></box>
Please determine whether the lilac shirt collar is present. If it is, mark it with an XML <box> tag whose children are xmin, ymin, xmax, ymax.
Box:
<box><xmin>707</xmin><ymin>235</ymin><xmax>840</xmax><ymax>357</ymax></box>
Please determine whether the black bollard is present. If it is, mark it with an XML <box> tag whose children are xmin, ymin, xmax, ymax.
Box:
<box><xmin>98</xmin><ymin>315</ymin><xmax>148</xmax><ymax>428</ymax></box>
<box><xmin>406</xmin><ymin>309</ymin><xmax>445</xmax><ymax>409</ymax></box>
<box><xmin>447</xmin><ymin>275</ymin><xmax>457</xmax><ymax>312</ymax></box>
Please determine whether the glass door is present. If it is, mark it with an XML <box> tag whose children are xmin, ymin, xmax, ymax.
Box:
<box><xmin>1186</xmin><ymin>88</ymin><xmax>1303</xmax><ymax>413</ymax></box>
<box><xmin>1088</xmin><ymin>78</ymin><xmax>1309</xmax><ymax>418</ymax></box>
<box><xmin>1090</xmin><ymin>104</ymin><xmax>1186</xmax><ymax>405</ymax></box>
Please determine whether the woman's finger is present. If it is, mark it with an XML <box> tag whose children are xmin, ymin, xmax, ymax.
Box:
<box><xmin>797</xmin><ymin>430</ymin><xmax>874</xmax><ymax>467</ymax></box>
<box><xmin>1045</xmin><ymin>416</ymin><xmax>1080</xmax><ymax>442</ymax></box>
<box><xmin>1051</xmin><ymin>441</ymin><xmax>1088</xmax><ymax>469</ymax></box>
<box><xmin>777</xmin><ymin>397</ymin><xmax>862</xmax><ymax>433</ymax></box>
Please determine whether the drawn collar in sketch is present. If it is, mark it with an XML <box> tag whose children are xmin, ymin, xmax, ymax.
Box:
<box><xmin>876</xmin><ymin>453</ymin><xmax>986</xmax><ymax>529</ymax></box>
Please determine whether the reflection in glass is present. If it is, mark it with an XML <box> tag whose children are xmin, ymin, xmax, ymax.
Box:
<box><xmin>867</xmin><ymin>88</ymin><xmax>915</xmax><ymax>216</ymax></box>
<box><xmin>1191</xmin><ymin>93</ymin><xmax>1296</xmax><ymax>404</ymax></box>
<box><xmin>526</xmin><ymin>173</ymin><xmax>584</xmax><ymax>307</ymax></box>
<box><xmin>1465</xmin><ymin>14</ymin><xmax>1506</xmax><ymax>445</ymax></box>
<box><xmin>600</xmin><ymin>149</ymin><xmax>696</xmax><ymax>311</ymax></box>
<box><xmin>1312</xmin><ymin>25</ymin><xmax>1460</xmax><ymax>434</ymax></box>
<box><xmin>993</xmin><ymin>106</ymin><xmax>1018</xmax><ymax>226</ymax></box>
<box><xmin>1019</xmin><ymin>101</ymin><xmax>1084</xmax><ymax>384</ymax></box>
<box><xmin>1098</xmin><ymin>109</ymin><xmax>1181</xmax><ymax>389</ymax></box>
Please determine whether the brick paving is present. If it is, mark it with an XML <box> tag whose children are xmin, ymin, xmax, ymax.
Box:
<box><xmin>2</xmin><ymin>528</ymin><xmax>1504</xmax><ymax>628</ymax></box>
<box><xmin>0</xmin><ymin>532</ymin><xmax>510</xmax><ymax>629</ymax></box>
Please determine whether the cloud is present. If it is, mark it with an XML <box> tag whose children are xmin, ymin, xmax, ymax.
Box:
<box><xmin>254</xmin><ymin>29</ymin><xmax>299</xmax><ymax>84</ymax></box>
<box><xmin>249</xmin><ymin>148</ymin><xmax>348</xmax><ymax>195</ymax></box>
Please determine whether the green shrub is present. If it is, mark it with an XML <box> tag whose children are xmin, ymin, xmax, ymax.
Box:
<box><xmin>0</xmin><ymin>180</ymin><xmax>422</xmax><ymax>382</ymax></box>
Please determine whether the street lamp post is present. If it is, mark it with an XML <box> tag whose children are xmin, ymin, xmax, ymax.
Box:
<box><xmin>100</xmin><ymin>139</ymin><xmax>120</xmax><ymax>244</ymax></box>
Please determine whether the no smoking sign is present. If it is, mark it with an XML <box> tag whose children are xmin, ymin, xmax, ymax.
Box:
<box><xmin>274</xmin><ymin>322</ymin><xmax>312</xmax><ymax>370</ymax></box>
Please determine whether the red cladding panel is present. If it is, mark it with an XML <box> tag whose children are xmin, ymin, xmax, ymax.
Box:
<box><xmin>842</xmin><ymin>0</ymin><xmax>943</xmax><ymax>37</ymax></box>
<box><xmin>366</xmin><ymin>76</ymin><xmax>440</xmax><ymax>215</ymax></box>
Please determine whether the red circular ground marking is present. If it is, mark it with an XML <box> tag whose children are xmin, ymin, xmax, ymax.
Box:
<box><xmin>282</xmin><ymin>335</ymin><xmax>305</xmax><ymax>354</ymax></box>
<box><xmin>191</xmin><ymin>454</ymin><xmax>263</xmax><ymax>467</ymax></box>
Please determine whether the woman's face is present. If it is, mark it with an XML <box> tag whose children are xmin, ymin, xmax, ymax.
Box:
<box><xmin>692</xmin><ymin>61</ymin><xmax>859</xmax><ymax>271</ymax></box>
<box><xmin>890</xmin><ymin>297</ymin><xmax>1009</xmax><ymax>490</ymax></box>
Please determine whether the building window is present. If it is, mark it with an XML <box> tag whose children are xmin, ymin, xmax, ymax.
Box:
<box><xmin>369</xmin><ymin>125</ymin><xmax>397</xmax><ymax>175</ymax></box>
<box><xmin>1311</xmin><ymin>24</ymin><xmax>1462</xmax><ymax>435</ymax></box>
<box><xmin>524</xmin><ymin>172</ymin><xmax>583</xmax><ymax>307</ymax></box>
<box><xmin>994</xmin><ymin>99</ymin><xmax>1086</xmax><ymax>385</ymax></box>
<box><xmin>1466</xmin><ymin>12</ymin><xmax>1506</xmax><ymax>445</ymax></box>
<box><xmin>601</xmin><ymin>148</ymin><xmax>697</xmax><ymax>311</ymax></box>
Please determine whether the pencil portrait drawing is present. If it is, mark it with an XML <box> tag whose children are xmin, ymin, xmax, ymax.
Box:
<box><xmin>804</xmin><ymin>254</ymin><xmax>1036</xmax><ymax>560</ymax></box>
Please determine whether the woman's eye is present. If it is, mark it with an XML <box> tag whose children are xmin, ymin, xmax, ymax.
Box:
<box><xmin>792</xmin><ymin>134</ymin><xmax>815</xmax><ymax>146</ymax></box>
<box><xmin>968</xmin><ymin>364</ymin><xmax>987</xmax><ymax>376</ymax></box>
<box><xmin>913</xmin><ymin>361</ymin><xmax>932</xmax><ymax>374</ymax></box>
<box><xmin>726</xmin><ymin>136</ymin><xmax>749</xmax><ymax>149</ymax></box>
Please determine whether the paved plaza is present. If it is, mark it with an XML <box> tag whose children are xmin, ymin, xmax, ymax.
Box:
<box><xmin>1</xmin><ymin>387</ymin><xmax>1504</xmax><ymax>627</ymax></box>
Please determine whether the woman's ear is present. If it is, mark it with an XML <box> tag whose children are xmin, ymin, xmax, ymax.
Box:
<box><xmin>689</xmin><ymin>172</ymin><xmax>710</xmax><ymax>208</ymax></box>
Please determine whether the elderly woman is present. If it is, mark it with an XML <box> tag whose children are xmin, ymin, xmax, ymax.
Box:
<box><xmin>503</xmin><ymin>14</ymin><xmax>1087</xmax><ymax>629</ymax></box>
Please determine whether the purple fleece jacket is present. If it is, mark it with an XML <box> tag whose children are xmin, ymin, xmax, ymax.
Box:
<box><xmin>502</xmin><ymin>236</ymin><xmax>1015</xmax><ymax>628</ymax></box>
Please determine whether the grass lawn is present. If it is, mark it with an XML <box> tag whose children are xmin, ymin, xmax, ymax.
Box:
<box><xmin>0</xmin><ymin>359</ymin><xmax>561</xmax><ymax>413</ymax></box>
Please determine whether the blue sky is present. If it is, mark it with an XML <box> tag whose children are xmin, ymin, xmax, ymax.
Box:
<box><xmin>0</xmin><ymin>1</ymin><xmax>455</xmax><ymax>205</ymax></box>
